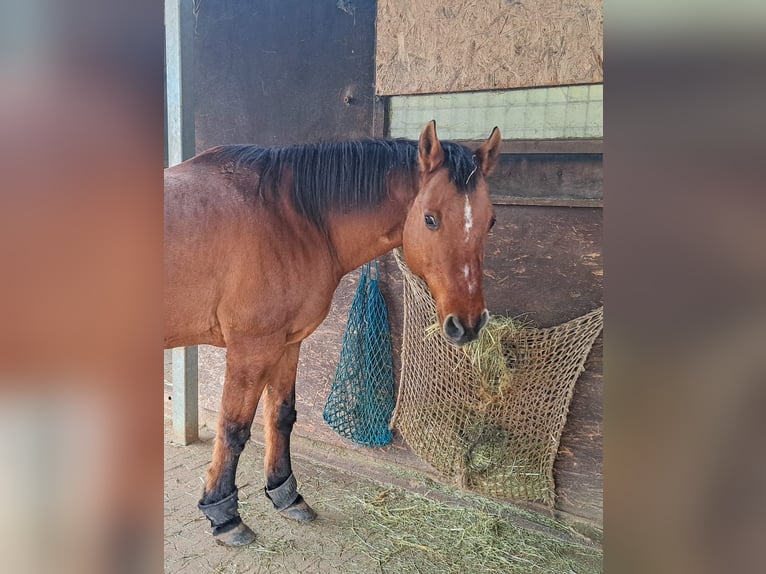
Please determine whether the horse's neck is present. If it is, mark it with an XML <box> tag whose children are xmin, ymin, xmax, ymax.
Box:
<box><xmin>327</xmin><ymin>187</ymin><xmax>414</xmax><ymax>277</ymax></box>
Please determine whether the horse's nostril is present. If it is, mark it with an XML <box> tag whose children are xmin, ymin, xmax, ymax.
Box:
<box><xmin>444</xmin><ymin>315</ymin><xmax>465</xmax><ymax>341</ymax></box>
<box><xmin>478</xmin><ymin>309</ymin><xmax>490</xmax><ymax>332</ymax></box>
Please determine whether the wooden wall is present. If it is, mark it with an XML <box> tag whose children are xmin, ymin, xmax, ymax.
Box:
<box><xmin>376</xmin><ymin>0</ymin><xmax>603</xmax><ymax>95</ymax></box>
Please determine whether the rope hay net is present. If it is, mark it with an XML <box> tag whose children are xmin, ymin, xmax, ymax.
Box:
<box><xmin>392</xmin><ymin>250</ymin><xmax>603</xmax><ymax>506</ymax></box>
<box><xmin>324</xmin><ymin>262</ymin><xmax>395</xmax><ymax>447</ymax></box>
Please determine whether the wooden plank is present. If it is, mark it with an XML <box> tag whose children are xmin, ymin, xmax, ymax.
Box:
<box><xmin>372</xmin><ymin>96</ymin><xmax>389</xmax><ymax>138</ymax></box>
<box><xmin>491</xmin><ymin>196</ymin><xmax>603</xmax><ymax>208</ymax></box>
<box><xmin>487</xmin><ymin>153</ymin><xmax>603</xmax><ymax>201</ymax></box>
<box><xmin>456</xmin><ymin>139</ymin><xmax>603</xmax><ymax>155</ymax></box>
<box><xmin>554</xmin><ymin>334</ymin><xmax>603</xmax><ymax>522</ymax></box>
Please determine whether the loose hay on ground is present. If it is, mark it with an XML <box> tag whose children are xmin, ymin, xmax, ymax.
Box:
<box><xmin>346</xmin><ymin>485</ymin><xmax>602</xmax><ymax>574</ymax></box>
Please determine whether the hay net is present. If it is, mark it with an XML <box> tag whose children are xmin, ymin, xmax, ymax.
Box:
<box><xmin>392</xmin><ymin>250</ymin><xmax>603</xmax><ymax>506</ymax></box>
<box><xmin>324</xmin><ymin>262</ymin><xmax>395</xmax><ymax>447</ymax></box>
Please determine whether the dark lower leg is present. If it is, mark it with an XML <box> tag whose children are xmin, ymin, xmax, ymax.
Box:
<box><xmin>198</xmin><ymin>421</ymin><xmax>252</xmax><ymax>535</ymax></box>
<box><xmin>262</xmin><ymin>357</ymin><xmax>316</xmax><ymax>521</ymax></box>
<box><xmin>198</xmin><ymin>347</ymin><xmax>269</xmax><ymax>537</ymax></box>
<box><xmin>263</xmin><ymin>395</ymin><xmax>306</xmax><ymax>512</ymax></box>
<box><xmin>201</xmin><ymin>422</ymin><xmax>250</xmax><ymax>504</ymax></box>
<box><xmin>263</xmin><ymin>345</ymin><xmax>300</xmax><ymax>494</ymax></box>
<box><xmin>264</xmin><ymin>398</ymin><xmax>296</xmax><ymax>490</ymax></box>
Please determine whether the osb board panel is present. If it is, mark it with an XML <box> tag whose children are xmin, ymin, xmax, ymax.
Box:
<box><xmin>376</xmin><ymin>0</ymin><xmax>603</xmax><ymax>95</ymax></box>
<box><xmin>190</xmin><ymin>205</ymin><xmax>602</xmax><ymax>522</ymax></box>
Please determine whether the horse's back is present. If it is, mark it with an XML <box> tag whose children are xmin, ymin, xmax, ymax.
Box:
<box><xmin>163</xmin><ymin>156</ymin><xmax>339</xmax><ymax>349</ymax></box>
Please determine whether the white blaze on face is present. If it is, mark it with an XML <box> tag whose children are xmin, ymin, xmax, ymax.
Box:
<box><xmin>463</xmin><ymin>196</ymin><xmax>478</xmax><ymax>294</ymax></box>
<box><xmin>464</xmin><ymin>195</ymin><xmax>473</xmax><ymax>243</ymax></box>
<box><xmin>463</xmin><ymin>263</ymin><xmax>477</xmax><ymax>295</ymax></box>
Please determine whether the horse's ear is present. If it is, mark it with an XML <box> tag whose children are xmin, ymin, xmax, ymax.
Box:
<box><xmin>474</xmin><ymin>127</ymin><xmax>502</xmax><ymax>176</ymax></box>
<box><xmin>418</xmin><ymin>120</ymin><xmax>444</xmax><ymax>174</ymax></box>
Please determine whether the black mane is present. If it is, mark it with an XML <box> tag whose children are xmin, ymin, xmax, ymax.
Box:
<box><xmin>199</xmin><ymin>138</ymin><xmax>479</xmax><ymax>231</ymax></box>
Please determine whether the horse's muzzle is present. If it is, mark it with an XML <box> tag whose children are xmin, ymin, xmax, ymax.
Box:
<box><xmin>443</xmin><ymin>309</ymin><xmax>489</xmax><ymax>346</ymax></box>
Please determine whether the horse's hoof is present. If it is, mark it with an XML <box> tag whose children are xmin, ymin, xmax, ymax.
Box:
<box><xmin>213</xmin><ymin>522</ymin><xmax>257</xmax><ymax>546</ymax></box>
<box><xmin>265</xmin><ymin>473</ymin><xmax>316</xmax><ymax>522</ymax></box>
<box><xmin>279</xmin><ymin>498</ymin><xmax>317</xmax><ymax>523</ymax></box>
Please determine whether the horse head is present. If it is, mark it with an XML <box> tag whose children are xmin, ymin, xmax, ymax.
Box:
<box><xmin>403</xmin><ymin>121</ymin><xmax>501</xmax><ymax>346</ymax></box>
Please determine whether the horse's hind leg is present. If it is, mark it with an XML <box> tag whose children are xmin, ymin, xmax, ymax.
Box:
<box><xmin>197</xmin><ymin>337</ymin><xmax>280</xmax><ymax>546</ymax></box>
<box><xmin>262</xmin><ymin>343</ymin><xmax>317</xmax><ymax>522</ymax></box>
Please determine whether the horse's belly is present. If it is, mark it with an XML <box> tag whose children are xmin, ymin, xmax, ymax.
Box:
<box><xmin>163</xmin><ymin>327</ymin><xmax>224</xmax><ymax>349</ymax></box>
<box><xmin>285</xmin><ymin>310</ymin><xmax>330</xmax><ymax>345</ymax></box>
<box><xmin>163</xmin><ymin>281</ymin><xmax>225</xmax><ymax>348</ymax></box>
<box><xmin>281</xmin><ymin>282</ymin><xmax>337</xmax><ymax>344</ymax></box>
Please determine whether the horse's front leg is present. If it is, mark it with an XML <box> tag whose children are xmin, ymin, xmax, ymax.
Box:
<box><xmin>262</xmin><ymin>342</ymin><xmax>317</xmax><ymax>522</ymax></box>
<box><xmin>197</xmin><ymin>337</ymin><xmax>279</xmax><ymax>546</ymax></box>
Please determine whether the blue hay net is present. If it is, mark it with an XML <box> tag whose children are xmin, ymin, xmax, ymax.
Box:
<box><xmin>323</xmin><ymin>261</ymin><xmax>394</xmax><ymax>447</ymax></box>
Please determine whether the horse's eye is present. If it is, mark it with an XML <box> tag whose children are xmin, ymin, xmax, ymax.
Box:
<box><xmin>489</xmin><ymin>216</ymin><xmax>496</xmax><ymax>230</ymax></box>
<box><xmin>424</xmin><ymin>214</ymin><xmax>440</xmax><ymax>230</ymax></box>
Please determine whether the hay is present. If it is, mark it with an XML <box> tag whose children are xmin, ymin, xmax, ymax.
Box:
<box><xmin>378</xmin><ymin>460</ymin><xmax>600</xmax><ymax>544</ymax></box>
<box><xmin>392</xmin><ymin>249</ymin><xmax>603</xmax><ymax>506</ymax></box>
<box><xmin>460</xmin><ymin>316</ymin><xmax>528</xmax><ymax>397</ymax></box>
<box><xmin>349</xmin><ymin>486</ymin><xmax>602</xmax><ymax>573</ymax></box>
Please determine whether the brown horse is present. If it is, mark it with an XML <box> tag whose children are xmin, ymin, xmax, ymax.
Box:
<box><xmin>164</xmin><ymin>121</ymin><xmax>501</xmax><ymax>545</ymax></box>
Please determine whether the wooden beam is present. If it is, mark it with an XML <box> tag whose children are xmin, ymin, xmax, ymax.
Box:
<box><xmin>491</xmin><ymin>196</ymin><xmax>603</xmax><ymax>208</ymax></box>
<box><xmin>487</xmin><ymin>153</ymin><xmax>603</xmax><ymax>201</ymax></box>
<box><xmin>455</xmin><ymin>139</ymin><xmax>603</xmax><ymax>155</ymax></box>
<box><xmin>372</xmin><ymin>95</ymin><xmax>388</xmax><ymax>138</ymax></box>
